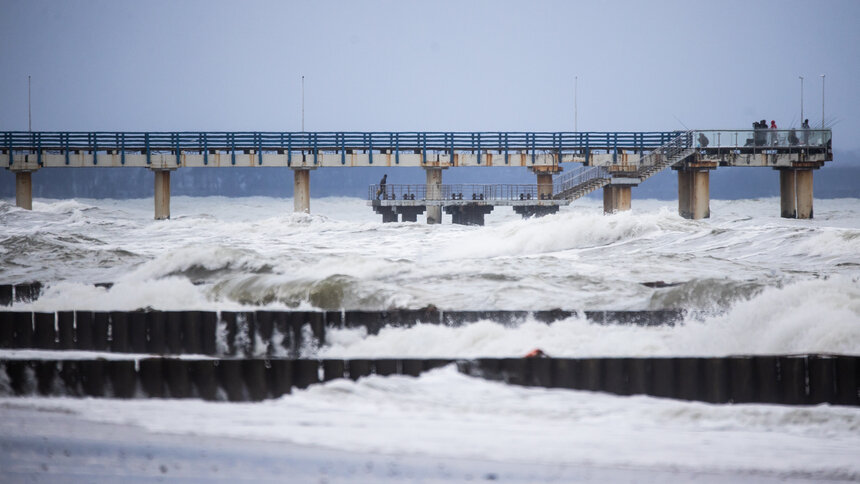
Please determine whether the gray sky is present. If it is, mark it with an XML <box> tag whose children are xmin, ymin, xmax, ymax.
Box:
<box><xmin>1</xmin><ymin>0</ymin><xmax>858</xmax><ymax>150</ymax></box>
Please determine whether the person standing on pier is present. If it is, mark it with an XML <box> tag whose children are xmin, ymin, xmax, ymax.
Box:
<box><xmin>376</xmin><ymin>174</ymin><xmax>388</xmax><ymax>199</ymax></box>
<box><xmin>801</xmin><ymin>119</ymin><xmax>811</xmax><ymax>145</ymax></box>
<box><xmin>769</xmin><ymin>120</ymin><xmax>778</xmax><ymax>145</ymax></box>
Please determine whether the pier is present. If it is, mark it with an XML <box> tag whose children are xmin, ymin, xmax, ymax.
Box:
<box><xmin>3</xmin><ymin>129</ymin><xmax>832</xmax><ymax>222</ymax></box>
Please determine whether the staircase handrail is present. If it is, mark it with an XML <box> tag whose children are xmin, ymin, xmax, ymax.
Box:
<box><xmin>553</xmin><ymin>165</ymin><xmax>611</xmax><ymax>195</ymax></box>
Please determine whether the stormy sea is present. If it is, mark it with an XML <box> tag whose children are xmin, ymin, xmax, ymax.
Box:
<box><xmin>1</xmin><ymin>195</ymin><xmax>859</xmax><ymax>482</ymax></box>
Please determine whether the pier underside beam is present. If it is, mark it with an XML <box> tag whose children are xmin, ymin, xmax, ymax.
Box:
<box><xmin>444</xmin><ymin>205</ymin><xmax>493</xmax><ymax>226</ymax></box>
<box><xmin>395</xmin><ymin>206</ymin><xmax>426</xmax><ymax>222</ymax></box>
<box><xmin>677</xmin><ymin>169</ymin><xmax>710</xmax><ymax>219</ymax></box>
<box><xmin>15</xmin><ymin>171</ymin><xmax>33</xmax><ymax>210</ymax></box>
<box><xmin>513</xmin><ymin>205</ymin><xmax>560</xmax><ymax>219</ymax></box>
<box><xmin>153</xmin><ymin>170</ymin><xmax>171</xmax><ymax>220</ymax></box>
<box><xmin>293</xmin><ymin>168</ymin><xmax>312</xmax><ymax>214</ymax></box>
<box><xmin>425</xmin><ymin>168</ymin><xmax>443</xmax><ymax>224</ymax></box>
<box><xmin>603</xmin><ymin>185</ymin><xmax>632</xmax><ymax>214</ymax></box>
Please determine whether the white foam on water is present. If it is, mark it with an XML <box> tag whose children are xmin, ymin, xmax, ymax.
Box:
<box><xmin>5</xmin><ymin>366</ymin><xmax>859</xmax><ymax>478</ymax></box>
<box><xmin>319</xmin><ymin>276</ymin><xmax>860</xmax><ymax>357</ymax></box>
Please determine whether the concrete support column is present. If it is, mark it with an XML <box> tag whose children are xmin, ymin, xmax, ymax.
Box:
<box><xmin>153</xmin><ymin>170</ymin><xmax>171</xmax><ymax>220</ymax></box>
<box><xmin>677</xmin><ymin>170</ymin><xmax>692</xmax><ymax>218</ymax></box>
<box><xmin>15</xmin><ymin>171</ymin><xmax>33</xmax><ymax>210</ymax></box>
<box><xmin>536</xmin><ymin>173</ymin><xmax>553</xmax><ymax>200</ymax></box>
<box><xmin>293</xmin><ymin>169</ymin><xmax>311</xmax><ymax>214</ymax></box>
<box><xmin>779</xmin><ymin>169</ymin><xmax>797</xmax><ymax>219</ymax></box>
<box><xmin>425</xmin><ymin>168</ymin><xmax>443</xmax><ymax>224</ymax></box>
<box><xmin>603</xmin><ymin>185</ymin><xmax>631</xmax><ymax>214</ymax></box>
<box><xmin>677</xmin><ymin>169</ymin><xmax>710</xmax><ymax>219</ymax></box>
<box><xmin>796</xmin><ymin>169</ymin><xmax>814</xmax><ymax>219</ymax></box>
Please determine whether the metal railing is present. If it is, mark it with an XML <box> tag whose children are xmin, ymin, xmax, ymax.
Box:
<box><xmin>693</xmin><ymin>129</ymin><xmax>831</xmax><ymax>149</ymax></box>
<box><xmin>369</xmin><ymin>184</ymin><xmax>554</xmax><ymax>201</ymax></box>
<box><xmin>1</xmin><ymin>131</ymin><xmax>684</xmax><ymax>154</ymax></box>
<box><xmin>553</xmin><ymin>165</ymin><xmax>611</xmax><ymax>194</ymax></box>
<box><xmin>637</xmin><ymin>130</ymin><xmax>693</xmax><ymax>167</ymax></box>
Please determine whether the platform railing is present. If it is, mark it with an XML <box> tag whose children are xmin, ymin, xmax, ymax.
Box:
<box><xmin>693</xmin><ymin>129</ymin><xmax>831</xmax><ymax>149</ymax></box>
<box><xmin>369</xmin><ymin>184</ymin><xmax>554</xmax><ymax>201</ymax></box>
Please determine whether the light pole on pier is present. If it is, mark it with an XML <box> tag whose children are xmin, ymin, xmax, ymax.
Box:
<box><xmin>820</xmin><ymin>74</ymin><xmax>825</xmax><ymax>128</ymax></box>
<box><xmin>798</xmin><ymin>76</ymin><xmax>803</xmax><ymax>125</ymax></box>
<box><xmin>301</xmin><ymin>75</ymin><xmax>305</xmax><ymax>132</ymax></box>
<box><xmin>574</xmin><ymin>76</ymin><xmax>578</xmax><ymax>132</ymax></box>
<box><xmin>28</xmin><ymin>75</ymin><xmax>31</xmax><ymax>132</ymax></box>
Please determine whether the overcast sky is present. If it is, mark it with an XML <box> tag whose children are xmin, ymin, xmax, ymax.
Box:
<box><xmin>1</xmin><ymin>0</ymin><xmax>858</xmax><ymax>150</ymax></box>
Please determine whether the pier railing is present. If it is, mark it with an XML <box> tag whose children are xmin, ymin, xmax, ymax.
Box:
<box><xmin>369</xmin><ymin>184</ymin><xmax>554</xmax><ymax>201</ymax></box>
<box><xmin>694</xmin><ymin>129</ymin><xmax>831</xmax><ymax>149</ymax></box>
<box><xmin>2</xmin><ymin>131</ymin><xmax>685</xmax><ymax>156</ymax></box>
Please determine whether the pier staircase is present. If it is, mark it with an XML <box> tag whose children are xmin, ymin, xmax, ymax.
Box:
<box><xmin>635</xmin><ymin>130</ymin><xmax>695</xmax><ymax>182</ymax></box>
<box><xmin>552</xmin><ymin>131</ymin><xmax>695</xmax><ymax>200</ymax></box>
<box><xmin>552</xmin><ymin>166</ymin><xmax>612</xmax><ymax>201</ymax></box>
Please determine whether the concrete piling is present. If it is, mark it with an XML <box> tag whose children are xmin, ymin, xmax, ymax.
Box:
<box><xmin>153</xmin><ymin>169</ymin><xmax>171</xmax><ymax>220</ymax></box>
<box><xmin>15</xmin><ymin>171</ymin><xmax>33</xmax><ymax>210</ymax></box>
<box><xmin>779</xmin><ymin>169</ymin><xmax>797</xmax><ymax>218</ymax></box>
<box><xmin>293</xmin><ymin>168</ymin><xmax>311</xmax><ymax>213</ymax></box>
<box><xmin>795</xmin><ymin>169</ymin><xmax>814</xmax><ymax>219</ymax></box>
<box><xmin>425</xmin><ymin>168</ymin><xmax>443</xmax><ymax>224</ymax></box>
<box><xmin>603</xmin><ymin>185</ymin><xmax>632</xmax><ymax>214</ymax></box>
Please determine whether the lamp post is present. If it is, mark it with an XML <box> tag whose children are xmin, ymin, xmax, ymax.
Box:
<box><xmin>28</xmin><ymin>75</ymin><xmax>31</xmax><ymax>132</ymax></box>
<box><xmin>798</xmin><ymin>76</ymin><xmax>803</xmax><ymax>125</ymax></box>
<box><xmin>301</xmin><ymin>75</ymin><xmax>305</xmax><ymax>132</ymax></box>
<box><xmin>574</xmin><ymin>76</ymin><xmax>578</xmax><ymax>132</ymax></box>
<box><xmin>820</xmin><ymin>74</ymin><xmax>825</xmax><ymax>128</ymax></box>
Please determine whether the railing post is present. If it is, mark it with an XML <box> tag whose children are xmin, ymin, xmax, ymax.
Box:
<box><xmin>92</xmin><ymin>133</ymin><xmax>97</xmax><ymax>166</ymax></box>
<box><xmin>203</xmin><ymin>133</ymin><xmax>208</xmax><ymax>165</ymax></box>
<box><xmin>257</xmin><ymin>133</ymin><xmax>263</xmax><ymax>165</ymax></box>
<box><xmin>64</xmin><ymin>133</ymin><xmax>70</xmax><ymax>165</ymax></box>
<box><xmin>395</xmin><ymin>133</ymin><xmax>399</xmax><ymax>165</ymax></box>
<box><xmin>230</xmin><ymin>133</ymin><xmax>236</xmax><ymax>166</ymax></box>
<box><xmin>145</xmin><ymin>133</ymin><xmax>151</xmax><ymax>165</ymax></box>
